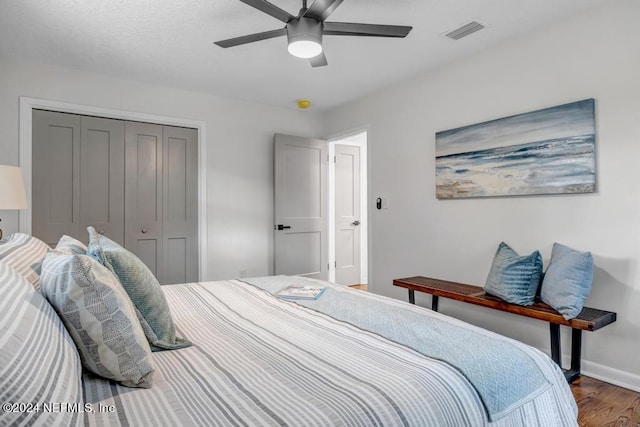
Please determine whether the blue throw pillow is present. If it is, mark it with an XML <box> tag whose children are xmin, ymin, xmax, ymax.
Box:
<box><xmin>86</xmin><ymin>227</ymin><xmax>192</xmax><ymax>351</ymax></box>
<box><xmin>541</xmin><ymin>243</ymin><xmax>593</xmax><ymax>320</ymax></box>
<box><xmin>484</xmin><ymin>242</ymin><xmax>543</xmax><ymax>306</ymax></box>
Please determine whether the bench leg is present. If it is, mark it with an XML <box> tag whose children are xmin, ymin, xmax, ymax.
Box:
<box><xmin>550</xmin><ymin>323</ymin><xmax>561</xmax><ymax>366</ymax></box>
<box><xmin>549</xmin><ymin>324</ymin><xmax>582</xmax><ymax>383</ymax></box>
<box><xmin>565</xmin><ymin>329</ymin><xmax>582</xmax><ymax>383</ymax></box>
<box><xmin>407</xmin><ymin>290</ymin><xmax>439</xmax><ymax>312</ymax></box>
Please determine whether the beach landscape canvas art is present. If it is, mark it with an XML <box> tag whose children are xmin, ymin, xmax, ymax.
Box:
<box><xmin>435</xmin><ymin>99</ymin><xmax>596</xmax><ymax>199</ymax></box>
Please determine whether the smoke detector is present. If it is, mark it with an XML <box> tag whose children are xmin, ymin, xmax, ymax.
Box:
<box><xmin>297</xmin><ymin>99</ymin><xmax>311</xmax><ymax>110</ymax></box>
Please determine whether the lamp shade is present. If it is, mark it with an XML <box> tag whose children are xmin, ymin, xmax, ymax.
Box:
<box><xmin>0</xmin><ymin>165</ymin><xmax>28</xmax><ymax>210</ymax></box>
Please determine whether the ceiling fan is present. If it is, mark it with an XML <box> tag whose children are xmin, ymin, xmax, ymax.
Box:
<box><xmin>214</xmin><ymin>0</ymin><xmax>413</xmax><ymax>67</ymax></box>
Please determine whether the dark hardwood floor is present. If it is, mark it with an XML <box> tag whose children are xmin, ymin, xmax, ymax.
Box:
<box><xmin>572</xmin><ymin>376</ymin><xmax>640</xmax><ymax>426</ymax></box>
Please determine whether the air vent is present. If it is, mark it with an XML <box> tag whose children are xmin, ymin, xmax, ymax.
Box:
<box><xmin>444</xmin><ymin>21</ymin><xmax>485</xmax><ymax>40</ymax></box>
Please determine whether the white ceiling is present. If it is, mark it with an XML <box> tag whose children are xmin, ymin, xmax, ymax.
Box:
<box><xmin>0</xmin><ymin>0</ymin><xmax>606</xmax><ymax>112</ymax></box>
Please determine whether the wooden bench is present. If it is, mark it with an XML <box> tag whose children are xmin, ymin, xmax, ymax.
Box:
<box><xmin>393</xmin><ymin>276</ymin><xmax>617</xmax><ymax>382</ymax></box>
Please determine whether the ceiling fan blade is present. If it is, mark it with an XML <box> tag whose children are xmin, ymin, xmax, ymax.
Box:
<box><xmin>239</xmin><ymin>0</ymin><xmax>295</xmax><ymax>23</ymax></box>
<box><xmin>323</xmin><ymin>22</ymin><xmax>412</xmax><ymax>38</ymax></box>
<box><xmin>309</xmin><ymin>51</ymin><xmax>328</xmax><ymax>67</ymax></box>
<box><xmin>302</xmin><ymin>0</ymin><xmax>343</xmax><ymax>22</ymax></box>
<box><xmin>214</xmin><ymin>28</ymin><xmax>286</xmax><ymax>48</ymax></box>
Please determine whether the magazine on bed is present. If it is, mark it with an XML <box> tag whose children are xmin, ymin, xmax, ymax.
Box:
<box><xmin>277</xmin><ymin>285</ymin><xmax>327</xmax><ymax>300</ymax></box>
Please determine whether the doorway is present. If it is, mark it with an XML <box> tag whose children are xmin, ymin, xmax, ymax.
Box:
<box><xmin>273</xmin><ymin>131</ymin><xmax>368</xmax><ymax>286</ymax></box>
<box><xmin>329</xmin><ymin>131</ymin><xmax>368</xmax><ymax>286</ymax></box>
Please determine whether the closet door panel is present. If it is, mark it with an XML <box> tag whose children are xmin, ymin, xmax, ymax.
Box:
<box><xmin>165</xmin><ymin>238</ymin><xmax>187</xmax><ymax>285</ymax></box>
<box><xmin>125</xmin><ymin>122</ymin><xmax>164</xmax><ymax>283</ymax></box>
<box><xmin>48</xmin><ymin>130</ymin><xmax>75</xmax><ymax>223</ymax></box>
<box><xmin>32</xmin><ymin>110</ymin><xmax>81</xmax><ymax>246</ymax></box>
<box><xmin>137</xmin><ymin>135</ymin><xmax>160</xmax><ymax>222</ymax></box>
<box><xmin>80</xmin><ymin>116</ymin><xmax>125</xmax><ymax>244</ymax></box>
<box><xmin>167</xmin><ymin>138</ymin><xmax>187</xmax><ymax>221</ymax></box>
<box><xmin>136</xmin><ymin>239</ymin><xmax>159</xmax><ymax>276</ymax></box>
<box><xmin>163</xmin><ymin>126</ymin><xmax>198</xmax><ymax>284</ymax></box>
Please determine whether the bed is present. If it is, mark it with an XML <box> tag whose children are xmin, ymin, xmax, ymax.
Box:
<box><xmin>1</xmin><ymin>234</ymin><xmax>578</xmax><ymax>426</ymax></box>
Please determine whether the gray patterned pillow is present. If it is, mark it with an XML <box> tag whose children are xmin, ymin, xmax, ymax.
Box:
<box><xmin>41</xmin><ymin>250</ymin><xmax>156</xmax><ymax>388</ymax></box>
<box><xmin>0</xmin><ymin>232</ymin><xmax>50</xmax><ymax>290</ymax></box>
<box><xmin>0</xmin><ymin>260</ymin><xmax>84</xmax><ymax>426</ymax></box>
<box><xmin>86</xmin><ymin>227</ymin><xmax>191</xmax><ymax>351</ymax></box>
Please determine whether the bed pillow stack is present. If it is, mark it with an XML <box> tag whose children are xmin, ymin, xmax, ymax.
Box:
<box><xmin>86</xmin><ymin>227</ymin><xmax>192</xmax><ymax>351</ymax></box>
<box><xmin>20</xmin><ymin>229</ymin><xmax>192</xmax><ymax>390</ymax></box>
<box><xmin>41</xmin><ymin>238</ymin><xmax>155</xmax><ymax>389</ymax></box>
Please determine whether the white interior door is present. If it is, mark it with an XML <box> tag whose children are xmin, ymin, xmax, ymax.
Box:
<box><xmin>274</xmin><ymin>134</ymin><xmax>328</xmax><ymax>280</ymax></box>
<box><xmin>334</xmin><ymin>144</ymin><xmax>361</xmax><ymax>285</ymax></box>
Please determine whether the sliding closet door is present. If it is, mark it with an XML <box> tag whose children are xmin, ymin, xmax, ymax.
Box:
<box><xmin>32</xmin><ymin>110</ymin><xmax>81</xmax><ymax>246</ymax></box>
<box><xmin>163</xmin><ymin>126</ymin><xmax>198</xmax><ymax>284</ymax></box>
<box><xmin>125</xmin><ymin>122</ymin><xmax>164</xmax><ymax>282</ymax></box>
<box><xmin>79</xmin><ymin>116</ymin><xmax>125</xmax><ymax>244</ymax></box>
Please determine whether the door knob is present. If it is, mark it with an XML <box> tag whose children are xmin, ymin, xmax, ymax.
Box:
<box><xmin>141</xmin><ymin>228</ymin><xmax>148</xmax><ymax>234</ymax></box>
<box><xmin>352</xmin><ymin>220</ymin><xmax>360</xmax><ymax>226</ymax></box>
<box><xmin>276</xmin><ymin>224</ymin><xmax>291</xmax><ymax>231</ymax></box>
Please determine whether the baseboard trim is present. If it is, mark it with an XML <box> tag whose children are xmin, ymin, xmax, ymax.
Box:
<box><xmin>579</xmin><ymin>360</ymin><xmax>640</xmax><ymax>392</ymax></box>
<box><xmin>548</xmin><ymin>349</ymin><xmax>640</xmax><ymax>392</ymax></box>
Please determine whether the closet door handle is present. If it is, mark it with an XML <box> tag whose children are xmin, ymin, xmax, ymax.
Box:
<box><xmin>141</xmin><ymin>228</ymin><xmax>148</xmax><ymax>234</ymax></box>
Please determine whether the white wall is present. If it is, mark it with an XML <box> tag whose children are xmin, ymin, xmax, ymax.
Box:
<box><xmin>322</xmin><ymin>0</ymin><xmax>640</xmax><ymax>389</ymax></box>
<box><xmin>0</xmin><ymin>57</ymin><xmax>322</xmax><ymax>280</ymax></box>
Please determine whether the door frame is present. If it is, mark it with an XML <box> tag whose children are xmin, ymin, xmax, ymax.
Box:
<box><xmin>327</xmin><ymin>129</ymin><xmax>368</xmax><ymax>285</ymax></box>
<box><xmin>18</xmin><ymin>96</ymin><xmax>209</xmax><ymax>281</ymax></box>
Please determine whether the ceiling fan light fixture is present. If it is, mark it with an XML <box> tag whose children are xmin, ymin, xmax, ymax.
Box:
<box><xmin>288</xmin><ymin>40</ymin><xmax>322</xmax><ymax>58</ymax></box>
<box><xmin>287</xmin><ymin>17</ymin><xmax>323</xmax><ymax>59</ymax></box>
<box><xmin>213</xmin><ymin>0</ymin><xmax>413</xmax><ymax>68</ymax></box>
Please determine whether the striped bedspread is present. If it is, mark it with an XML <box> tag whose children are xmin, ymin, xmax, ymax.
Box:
<box><xmin>83</xmin><ymin>278</ymin><xmax>578</xmax><ymax>426</ymax></box>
